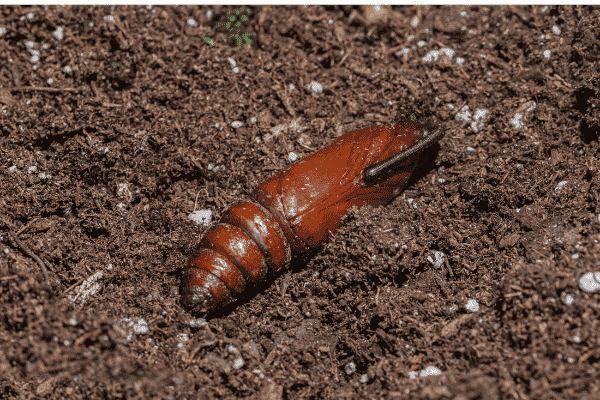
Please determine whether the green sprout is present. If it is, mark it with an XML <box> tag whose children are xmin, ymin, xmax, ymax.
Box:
<box><xmin>203</xmin><ymin>36</ymin><xmax>215</xmax><ymax>46</ymax></box>
<box><xmin>218</xmin><ymin>8</ymin><xmax>255</xmax><ymax>47</ymax></box>
<box><xmin>223</xmin><ymin>9</ymin><xmax>248</xmax><ymax>30</ymax></box>
<box><xmin>112</xmin><ymin>62</ymin><xmax>125</xmax><ymax>75</ymax></box>
<box><xmin>391</xmin><ymin>113</ymin><xmax>431</xmax><ymax>125</ymax></box>
<box><xmin>335</xmin><ymin>6</ymin><xmax>354</xmax><ymax>18</ymax></box>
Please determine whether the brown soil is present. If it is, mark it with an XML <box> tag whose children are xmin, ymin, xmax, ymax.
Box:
<box><xmin>1</xmin><ymin>5</ymin><xmax>599</xmax><ymax>399</ymax></box>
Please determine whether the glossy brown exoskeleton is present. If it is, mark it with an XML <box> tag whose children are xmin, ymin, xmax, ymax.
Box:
<box><xmin>181</xmin><ymin>120</ymin><xmax>444</xmax><ymax>314</ymax></box>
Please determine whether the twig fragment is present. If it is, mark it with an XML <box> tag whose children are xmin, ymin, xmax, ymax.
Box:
<box><xmin>8</xmin><ymin>229</ymin><xmax>51</xmax><ymax>286</ymax></box>
<box><xmin>16</xmin><ymin>217</ymin><xmax>39</xmax><ymax>236</ymax></box>
<box><xmin>273</xmin><ymin>80</ymin><xmax>296</xmax><ymax>118</ymax></box>
<box><xmin>10</xmin><ymin>86</ymin><xmax>82</xmax><ymax>93</ymax></box>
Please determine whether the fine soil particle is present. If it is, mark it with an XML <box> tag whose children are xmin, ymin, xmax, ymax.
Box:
<box><xmin>1</xmin><ymin>5</ymin><xmax>600</xmax><ymax>399</ymax></box>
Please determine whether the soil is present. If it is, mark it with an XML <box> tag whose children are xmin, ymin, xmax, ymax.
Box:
<box><xmin>1</xmin><ymin>5</ymin><xmax>599</xmax><ymax>399</ymax></box>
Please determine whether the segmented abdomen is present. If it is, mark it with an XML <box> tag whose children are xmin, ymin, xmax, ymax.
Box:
<box><xmin>180</xmin><ymin>201</ymin><xmax>291</xmax><ymax>314</ymax></box>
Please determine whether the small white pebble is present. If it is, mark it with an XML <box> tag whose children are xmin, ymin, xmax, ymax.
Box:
<box><xmin>177</xmin><ymin>333</ymin><xmax>189</xmax><ymax>348</ymax></box>
<box><xmin>253</xmin><ymin>369</ymin><xmax>264</xmax><ymax>379</ymax></box>
<box><xmin>132</xmin><ymin>319</ymin><xmax>148</xmax><ymax>334</ymax></box>
<box><xmin>525</xmin><ymin>101</ymin><xmax>536</xmax><ymax>113</ymax></box>
<box><xmin>455</xmin><ymin>105</ymin><xmax>472</xmax><ymax>123</ymax></box>
<box><xmin>440</xmin><ymin>48</ymin><xmax>455</xmax><ymax>58</ymax></box>
<box><xmin>563</xmin><ymin>293</ymin><xmax>575</xmax><ymax>305</ymax></box>
<box><xmin>427</xmin><ymin>250</ymin><xmax>445</xmax><ymax>268</ymax></box>
<box><xmin>579</xmin><ymin>272</ymin><xmax>600</xmax><ymax>293</ymax></box>
<box><xmin>52</xmin><ymin>26</ymin><xmax>64</xmax><ymax>40</ymax></box>
<box><xmin>232</xmin><ymin>357</ymin><xmax>245</xmax><ymax>369</ymax></box>
<box><xmin>470</xmin><ymin>109</ymin><xmax>489</xmax><ymax>133</ymax></box>
<box><xmin>309</xmin><ymin>81</ymin><xmax>323</xmax><ymax>95</ymax></box>
<box><xmin>228</xmin><ymin>345</ymin><xmax>238</xmax><ymax>354</ymax></box>
<box><xmin>188</xmin><ymin>210</ymin><xmax>212</xmax><ymax>227</ymax></box>
<box><xmin>68</xmin><ymin>271</ymin><xmax>104</xmax><ymax>305</ymax></box>
<box><xmin>473</xmin><ymin>108</ymin><xmax>488</xmax><ymax>120</ymax></box>
<box><xmin>345</xmin><ymin>362</ymin><xmax>356</xmax><ymax>375</ymax></box>
<box><xmin>189</xmin><ymin>318</ymin><xmax>207</xmax><ymax>328</ymax></box>
<box><xmin>422</xmin><ymin>50</ymin><xmax>440</xmax><ymax>63</ymax></box>
<box><xmin>509</xmin><ymin>113</ymin><xmax>524</xmax><ymax>129</ymax></box>
<box><xmin>465</xmin><ymin>299</ymin><xmax>479</xmax><ymax>312</ymax></box>
<box><xmin>555</xmin><ymin>181</ymin><xmax>568</xmax><ymax>192</ymax></box>
<box><xmin>420</xmin><ymin>365</ymin><xmax>442</xmax><ymax>377</ymax></box>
